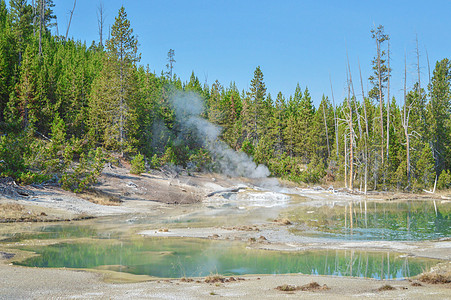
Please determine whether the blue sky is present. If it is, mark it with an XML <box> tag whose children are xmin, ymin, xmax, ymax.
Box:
<box><xmin>52</xmin><ymin>0</ymin><xmax>451</xmax><ymax>107</ymax></box>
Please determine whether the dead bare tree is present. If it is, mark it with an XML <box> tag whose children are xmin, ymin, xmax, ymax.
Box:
<box><xmin>39</xmin><ymin>0</ymin><xmax>45</xmax><ymax>55</ymax></box>
<box><xmin>97</xmin><ymin>1</ymin><xmax>105</xmax><ymax>47</ymax></box>
<box><xmin>32</xmin><ymin>0</ymin><xmax>37</xmax><ymax>34</ymax></box>
<box><xmin>416</xmin><ymin>35</ymin><xmax>421</xmax><ymax>98</ymax></box>
<box><xmin>346</xmin><ymin>60</ymin><xmax>354</xmax><ymax>190</ymax></box>
<box><xmin>426</xmin><ymin>47</ymin><xmax>431</xmax><ymax>86</ymax></box>
<box><xmin>322</xmin><ymin>98</ymin><xmax>331</xmax><ymax>157</ymax></box>
<box><xmin>374</xmin><ymin>24</ymin><xmax>384</xmax><ymax>166</ymax></box>
<box><xmin>347</xmin><ymin>55</ymin><xmax>363</xmax><ymax>191</ymax></box>
<box><xmin>329</xmin><ymin>74</ymin><xmax>339</xmax><ymax>159</ymax></box>
<box><xmin>386</xmin><ymin>41</ymin><xmax>391</xmax><ymax>166</ymax></box>
<box><xmin>402</xmin><ymin>52</ymin><xmax>411</xmax><ymax>187</ymax></box>
<box><xmin>65</xmin><ymin>0</ymin><xmax>76</xmax><ymax>41</ymax></box>
<box><xmin>358</xmin><ymin>60</ymin><xmax>369</xmax><ymax>194</ymax></box>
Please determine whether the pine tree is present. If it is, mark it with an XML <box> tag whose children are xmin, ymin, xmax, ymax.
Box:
<box><xmin>9</xmin><ymin>0</ymin><xmax>33</xmax><ymax>65</ymax></box>
<box><xmin>267</xmin><ymin>91</ymin><xmax>285</xmax><ymax>156</ymax></box>
<box><xmin>0</xmin><ymin>0</ymin><xmax>13</xmax><ymax>123</ymax></box>
<box><xmin>89</xmin><ymin>6</ymin><xmax>140</xmax><ymax>151</ymax></box>
<box><xmin>207</xmin><ymin>80</ymin><xmax>224</xmax><ymax>125</ymax></box>
<box><xmin>295</xmin><ymin>87</ymin><xmax>315</xmax><ymax>162</ymax></box>
<box><xmin>244</xmin><ymin>66</ymin><xmax>266</xmax><ymax>145</ymax></box>
<box><xmin>369</xmin><ymin>24</ymin><xmax>390</xmax><ymax>167</ymax></box>
<box><xmin>427</xmin><ymin>58</ymin><xmax>451</xmax><ymax>175</ymax></box>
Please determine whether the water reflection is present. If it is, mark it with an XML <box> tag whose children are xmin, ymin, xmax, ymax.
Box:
<box><xmin>288</xmin><ymin>200</ymin><xmax>451</xmax><ymax>240</ymax></box>
<box><xmin>14</xmin><ymin>237</ymin><xmax>439</xmax><ymax>279</ymax></box>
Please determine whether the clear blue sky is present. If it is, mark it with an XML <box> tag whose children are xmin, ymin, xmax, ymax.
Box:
<box><xmin>52</xmin><ymin>0</ymin><xmax>451</xmax><ymax>107</ymax></box>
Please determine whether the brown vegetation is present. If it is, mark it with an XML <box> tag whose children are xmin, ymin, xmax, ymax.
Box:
<box><xmin>204</xmin><ymin>275</ymin><xmax>244</xmax><ymax>284</ymax></box>
<box><xmin>78</xmin><ymin>189</ymin><xmax>122</xmax><ymax>206</ymax></box>
<box><xmin>273</xmin><ymin>218</ymin><xmax>292</xmax><ymax>225</ymax></box>
<box><xmin>377</xmin><ymin>284</ymin><xmax>396</xmax><ymax>291</ymax></box>
<box><xmin>419</xmin><ymin>273</ymin><xmax>451</xmax><ymax>284</ymax></box>
<box><xmin>276</xmin><ymin>281</ymin><xmax>330</xmax><ymax>292</ymax></box>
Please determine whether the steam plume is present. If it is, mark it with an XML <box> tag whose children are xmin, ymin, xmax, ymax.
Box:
<box><xmin>171</xmin><ymin>91</ymin><xmax>270</xmax><ymax>178</ymax></box>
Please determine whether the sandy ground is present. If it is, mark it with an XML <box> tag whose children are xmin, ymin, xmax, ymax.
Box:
<box><xmin>0</xmin><ymin>167</ymin><xmax>450</xmax><ymax>299</ymax></box>
<box><xmin>1</xmin><ymin>262</ymin><xmax>450</xmax><ymax>299</ymax></box>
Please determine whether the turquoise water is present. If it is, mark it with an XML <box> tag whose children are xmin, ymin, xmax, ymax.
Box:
<box><xmin>287</xmin><ymin>200</ymin><xmax>451</xmax><ymax>241</ymax></box>
<box><xmin>13</xmin><ymin>234</ymin><xmax>438</xmax><ymax>279</ymax></box>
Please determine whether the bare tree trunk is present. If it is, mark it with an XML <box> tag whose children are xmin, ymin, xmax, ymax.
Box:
<box><xmin>346</xmin><ymin>62</ymin><xmax>354</xmax><ymax>190</ymax></box>
<box><xmin>375</xmin><ymin>25</ymin><xmax>384</xmax><ymax>167</ymax></box>
<box><xmin>97</xmin><ymin>2</ymin><xmax>105</xmax><ymax>47</ymax></box>
<box><xmin>39</xmin><ymin>0</ymin><xmax>44</xmax><ymax>56</ymax></box>
<box><xmin>65</xmin><ymin>0</ymin><xmax>76</xmax><ymax>41</ymax></box>
<box><xmin>416</xmin><ymin>35</ymin><xmax>421</xmax><ymax>97</ymax></box>
<box><xmin>32</xmin><ymin>0</ymin><xmax>37</xmax><ymax>34</ymax></box>
<box><xmin>426</xmin><ymin>47</ymin><xmax>431</xmax><ymax>86</ymax></box>
<box><xmin>345</xmin><ymin>134</ymin><xmax>348</xmax><ymax>188</ymax></box>
<box><xmin>386</xmin><ymin>41</ymin><xmax>391</xmax><ymax>167</ymax></box>
<box><xmin>329</xmin><ymin>75</ymin><xmax>339</xmax><ymax>159</ymax></box>
<box><xmin>403</xmin><ymin>53</ymin><xmax>411</xmax><ymax>187</ymax></box>
<box><xmin>322</xmin><ymin>100</ymin><xmax>330</xmax><ymax>158</ymax></box>
<box><xmin>359</xmin><ymin>60</ymin><xmax>369</xmax><ymax>194</ymax></box>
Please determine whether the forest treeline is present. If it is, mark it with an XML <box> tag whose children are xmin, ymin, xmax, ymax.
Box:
<box><xmin>1</xmin><ymin>1</ymin><xmax>451</xmax><ymax>192</ymax></box>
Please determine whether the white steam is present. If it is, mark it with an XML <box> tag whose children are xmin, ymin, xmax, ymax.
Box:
<box><xmin>171</xmin><ymin>91</ymin><xmax>270</xmax><ymax>178</ymax></box>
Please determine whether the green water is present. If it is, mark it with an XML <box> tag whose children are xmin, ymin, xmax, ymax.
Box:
<box><xmin>0</xmin><ymin>225</ymin><xmax>101</xmax><ymax>242</ymax></box>
<box><xmin>286</xmin><ymin>200</ymin><xmax>451</xmax><ymax>241</ymax></box>
<box><xmin>13</xmin><ymin>235</ymin><xmax>438</xmax><ymax>280</ymax></box>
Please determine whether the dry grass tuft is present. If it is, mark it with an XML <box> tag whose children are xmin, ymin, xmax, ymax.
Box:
<box><xmin>79</xmin><ymin>189</ymin><xmax>122</xmax><ymax>206</ymax></box>
<box><xmin>205</xmin><ymin>275</ymin><xmax>225</xmax><ymax>284</ymax></box>
<box><xmin>299</xmin><ymin>281</ymin><xmax>330</xmax><ymax>291</ymax></box>
<box><xmin>411</xmin><ymin>282</ymin><xmax>423</xmax><ymax>287</ymax></box>
<box><xmin>418</xmin><ymin>273</ymin><xmax>451</xmax><ymax>284</ymax></box>
<box><xmin>273</xmin><ymin>218</ymin><xmax>292</xmax><ymax>225</ymax></box>
<box><xmin>276</xmin><ymin>284</ymin><xmax>299</xmax><ymax>291</ymax></box>
<box><xmin>418</xmin><ymin>263</ymin><xmax>451</xmax><ymax>284</ymax></box>
<box><xmin>378</xmin><ymin>284</ymin><xmax>396</xmax><ymax>291</ymax></box>
<box><xmin>205</xmin><ymin>275</ymin><xmax>243</xmax><ymax>284</ymax></box>
<box><xmin>276</xmin><ymin>281</ymin><xmax>330</xmax><ymax>292</ymax></box>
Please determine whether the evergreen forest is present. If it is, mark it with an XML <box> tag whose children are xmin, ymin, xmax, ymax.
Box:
<box><xmin>1</xmin><ymin>1</ymin><xmax>451</xmax><ymax>192</ymax></box>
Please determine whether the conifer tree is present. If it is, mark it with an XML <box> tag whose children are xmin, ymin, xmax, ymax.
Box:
<box><xmin>9</xmin><ymin>0</ymin><xmax>33</xmax><ymax>65</ymax></box>
<box><xmin>244</xmin><ymin>66</ymin><xmax>266</xmax><ymax>145</ymax></box>
<box><xmin>90</xmin><ymin>6</ymin><xmax>140</xmax><ymax>151</ymax></box>
<box><xmin>427</xmin><ymin>59</ymin><xmax>451</xmax><ymax>175</ymax></box>
<box><xmin>369</xmin><ymin>25</ymin><xmax>390</xmax><ymax>168</ymax></box>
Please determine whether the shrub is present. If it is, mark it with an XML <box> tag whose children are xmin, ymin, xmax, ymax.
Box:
<box><xmin>437</xmin><ymin>169</ymin><xmax>451</xmax><ymax>190</ymax></box>
<box><xmin>0</xmin><ymin>133</ymin><xmax>27</xmax><ymax>178</ymax></box>
<box><xmin>60</xmin><ymin>148</ymin><xmax>105</xmax><ymax>193</ymax></box>
<box><xmin>130</xmin><ymin>153</ymin><xmax>146</xmax><ymax>175</ymax></box>
<box><xmin>150</xmin><ymin>154</ymin><xmax>161</xmax><ymax>169</ymax></box>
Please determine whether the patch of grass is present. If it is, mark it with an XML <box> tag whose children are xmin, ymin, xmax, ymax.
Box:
<box><xmin>79</xmin><ymin>189</ymin><xmax>122</xmax><ymax>206</ymax></box>
<box><xmin>276</xmin><ymin>282</ymin><xmax>330</xmax><ymax>292</ymax></box>
<box><xmin>411</xmin><ymin>282</ymin><xmax>423</xmax><ymax>287</ymax></box>
<box><xmin>276</xmin><ymin>284</ymin><xmax>299</xmax><ymax>291</ymax></box>
<box><xmin>273</xmin><ymin>218</ymin><xmax>292</xmax><ymax>225</ymax></box>
<box><xmin>378</xmin><ymin>284</ymin><xmax>396</xmax><ymax>291</ymax></box>
<box><xmin>205</xmin><ymin>274</ymin><xmax>225</xmax><ymax>283</ymax></box>
<box><xmin>299</xmin><ymin>281</ymin><xmax>330</xmax><ymax>291</ymax></box>
<box><xmin>418</xmin><ymin>263</ymin><xmax>451</xmax><ymax>284</ymax></box>
<box><xmin>419</xmin><ymin>273</ymin><xmax>451</xmax><ymax>284</ymax></box>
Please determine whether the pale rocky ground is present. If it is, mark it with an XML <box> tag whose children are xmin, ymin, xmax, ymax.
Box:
<box><xmin>0</xmin><ymin>166</ymin><xmax>450</xmax><ymax>299</ymax></box>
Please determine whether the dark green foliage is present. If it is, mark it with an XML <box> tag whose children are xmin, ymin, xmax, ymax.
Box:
<box><xmin>0</xmin><ymin>3</ymin><xmax>448</xmax><ymax>192</ymax></box>
<box><xmin>437</xmin><ymin>169</ymin><xmax>451</xmax><ymax>190</ymax></box>
<box><xmin>0</xmin><ymin>132</ymin><xmax>27</xmax><ymax>177</ymax></box>
<box><xmin>130</xmin><ymin>153</ymin><xmax>145</xmax><ymax>175</ymax></box>
<box><xmin>60</xmin><ymin>148</ymin><xmax>105</xmax><ymax>193</ymax></box>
